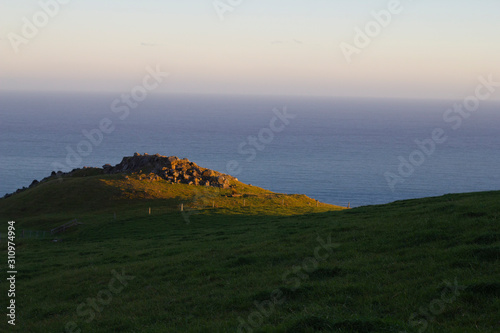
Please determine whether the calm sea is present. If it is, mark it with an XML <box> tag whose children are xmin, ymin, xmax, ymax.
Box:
<box><xmin>1</xmin><ymin>92</ymin><xmax>499</xmax><ymax>207</ymax></box>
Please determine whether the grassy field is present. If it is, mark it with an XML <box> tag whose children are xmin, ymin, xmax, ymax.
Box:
<box><xmin>0</xmin><ymin>174</ymin><xmax>499</xmax><ymax>332</ymax></box>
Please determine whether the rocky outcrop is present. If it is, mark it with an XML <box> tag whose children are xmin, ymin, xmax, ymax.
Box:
<box><xmin>102</xmin><ymin>153</ymin><xmax>235</xmax><ymax>189</ymax></box>
<box><xmin>2</xmin><ymin>153</ymin><xmax>236</xmax><ymax>198</ymax></box>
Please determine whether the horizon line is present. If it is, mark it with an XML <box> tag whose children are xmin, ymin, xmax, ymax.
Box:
<box><xmin>2</xmin><ymin>89</ymin><xmax>500</xmax><ymax>103</ymax></box>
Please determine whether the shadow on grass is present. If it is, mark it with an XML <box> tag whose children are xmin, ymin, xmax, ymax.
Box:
<box><xmin>471</xmin><ymin>246</ymin><xmax>500</xmax><ymax>261</ymax></box>
<box><xmin>286</xmin><ymin>316</ymin><xmax>402</xmax><ymax>333</ymax></box>
<box><xmin>309</xmin><ymin>267</ymin><xmax>344</xmax><ymax>281</ymax></box>
<box><xmin>466</xmin><ymin>283</ymin><xmax>500</xmax><ymax>297</ymax></box>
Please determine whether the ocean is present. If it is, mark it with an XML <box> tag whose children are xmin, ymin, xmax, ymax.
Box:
<box><xmin>1</xmin><ymin>92</ymin><xmax>499</xmax><ymax>207</ymax></box>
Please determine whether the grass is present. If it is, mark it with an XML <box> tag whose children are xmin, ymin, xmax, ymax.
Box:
<box><xmin>1</xmin><ymin>173</ymin><xmax>344</xmax><ymax>224</ymax></box>
<box><xmin>0</xmin><ymin>174</ymin><xmax>499</xmax><ymax>332</ymax></box>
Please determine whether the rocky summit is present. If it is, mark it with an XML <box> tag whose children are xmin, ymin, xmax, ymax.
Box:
<box><xmin>102</xmin><ymin>153</ymin><xmax>236</xmax><ymax>188</ymax></box>
<box><xmin>4</xmin><ymin>153</ymin><xmax>238</xmax><ymax>199</ymax></box>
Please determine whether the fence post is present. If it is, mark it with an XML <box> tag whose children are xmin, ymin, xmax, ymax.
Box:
<box><xmin>180</xmin><ymin>203</ymin><xmax>183</xmax><ymax>212</ymax></box>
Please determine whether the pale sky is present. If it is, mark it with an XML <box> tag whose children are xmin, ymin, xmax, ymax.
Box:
<box><xmin>1</xmin><ymin>0</ymin><xmax>499</xmax><ymax>99</ymax></box>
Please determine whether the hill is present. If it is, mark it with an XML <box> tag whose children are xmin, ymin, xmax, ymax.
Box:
<box><xmin>0</xmin><ymin>153</ymin><xmax>345</xmax><ymax>229</ymax></box>
<box><xmin>0</xmin><ymin>157</ymin><xmax>498</xmax><ymax>332</ymax></box>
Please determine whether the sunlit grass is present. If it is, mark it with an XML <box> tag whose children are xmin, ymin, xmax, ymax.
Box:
<box><xmin>0</xmin><ymin>176</ymin><xmax>498</xmax><ymax>332</ymax></box>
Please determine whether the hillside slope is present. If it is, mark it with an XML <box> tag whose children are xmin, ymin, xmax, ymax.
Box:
<box><xmin>0</xmin><ymin>154</ymin><xmax>345</xmax><ymax>230</ymax></box>
<box><xmin>0</xmin><ymin>188</ymin><xmax>498</xmax><ymax>332</ymax></box>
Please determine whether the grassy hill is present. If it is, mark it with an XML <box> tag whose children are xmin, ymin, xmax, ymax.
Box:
<box><xmin>0</xmin><ymin>171</ymin><xmax>344</xmax><ymax>227</ymax></box>
<box><xmin>0</xmin><ymin>174</ymin><xmax>499</xmax><ymax>332</ymax></box>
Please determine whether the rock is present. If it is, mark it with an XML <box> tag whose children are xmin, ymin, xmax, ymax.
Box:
<box><xmin>103</xmin><ymin>164</ymin><xmax>112</xmax><ymax>173</ymax></box>
<box><xmin>4</xmin><ymin>153</ymin><xmax>239</xmax><ymax>198</ymax></box>
<box><xmin>202</xmin><ymin>170</ymin><xmax>215</xmax><ymax>177</ymax></box>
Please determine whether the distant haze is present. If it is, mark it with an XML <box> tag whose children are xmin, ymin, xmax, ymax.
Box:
<box><xmin>1</xmin><ymin>0</ymin><xmax>500</xmax><ymax>99</ymax></box>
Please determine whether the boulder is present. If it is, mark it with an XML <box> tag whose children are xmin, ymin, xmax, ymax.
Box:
<box><xmin>202</xmin><ymin>170</ymin><xmax>215</xmax><ymax>178</ymax></box>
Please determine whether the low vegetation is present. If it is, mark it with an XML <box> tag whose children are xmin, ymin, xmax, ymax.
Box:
<box><xmin>0</xmin><ymin>173</ymin><xmax>498</xmax><ymax>332</ymax></box>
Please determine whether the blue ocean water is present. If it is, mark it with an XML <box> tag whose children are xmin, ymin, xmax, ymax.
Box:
<box><xmin>1</xmin><ymin>92</ymin><xmax>499</xmax><ymax>207</ymax></box>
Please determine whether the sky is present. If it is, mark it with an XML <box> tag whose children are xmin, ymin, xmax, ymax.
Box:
<box><xmin>1</xmin><ymin>0</ymin><xmax>499</xmax><ymax>99</ymax></box>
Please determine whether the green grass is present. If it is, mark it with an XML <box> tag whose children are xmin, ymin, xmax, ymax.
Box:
<box><xmin>0</xmin><ymin>176</ymin><xmax>499</xmax><ymax>332</ymax></box>
<box><xmin>1</xmin><ymin>173</ymin><xmax>344</xmax><ymax>223</ymax></box>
